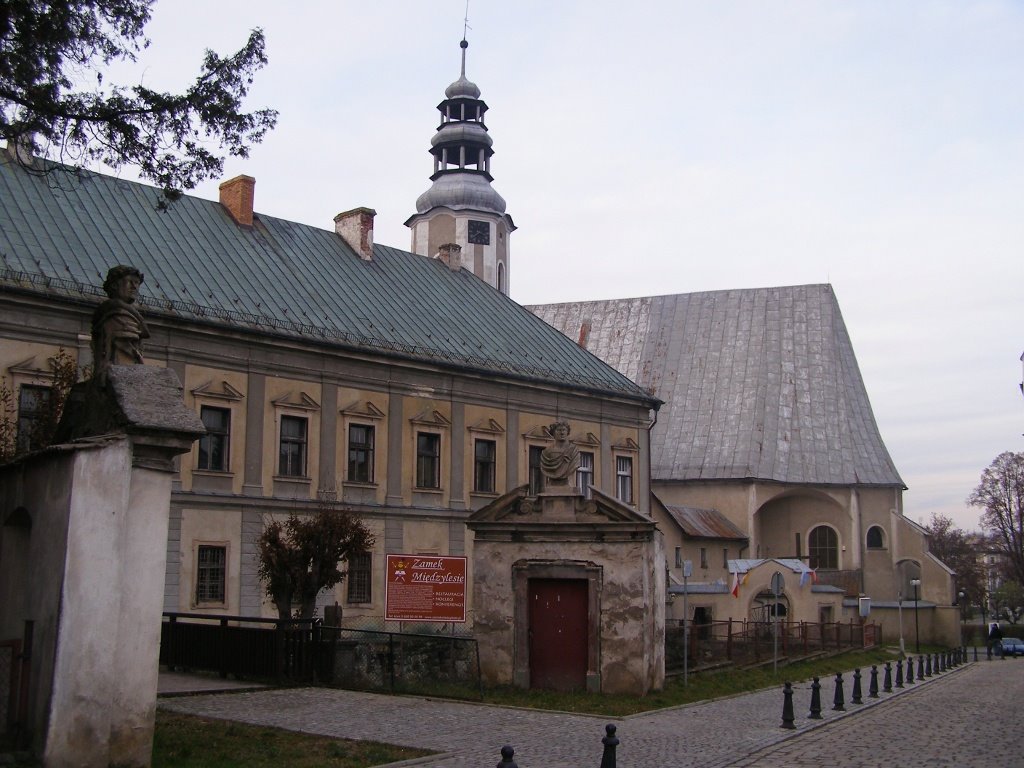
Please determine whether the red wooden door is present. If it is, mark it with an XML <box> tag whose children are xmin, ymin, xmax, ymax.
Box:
<box><xmin>528</xmin><ymin>578</ymin><xmax>588</xmax><ymax>691</ymax></box>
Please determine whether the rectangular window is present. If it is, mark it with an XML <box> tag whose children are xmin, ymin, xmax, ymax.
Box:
<box><xmin>615</xmin><ymin>455</ymin><xmax>633</xmax><ymax>504</ymax></box>
<box><xmin>198</xmin><ymin>405</ymin><xmax>230</xmax><ymax>471</ymax></box>
<box><xmin>195</xmin><ymin>545</ymin><xmax>226</xmax><ymax>604</ymax></box>
<box><xmin>279</xmin><ymin>415</ymin><xmax>308</xmax><ymax>477</ymax></box>
<box><xmin>528</xmin><ymin>445</ymin><xmax>544</xmax><ymax>495</ymax></box>
<box><xmin>723</xmin><ymin>548</ymin><xmax>729</xmax><ymax>568</ymax></box>
<box><xmin>795</xmin><ymin>532</ymin><xmax>802</xmax><ymax>559</ymax></box>
<box><xmin>700</xmin><ymin>547</ymin><xmax>708</xmax><ymax>569</ymax></box>
<box><xmin>348</xmin><ymin>424</ymin><xmax>375</xmax><ymax>483</ymax></box>
<box><xmin>346</xmin><ymin>552</ymin><xmax>372</xmax><ymax>603</ymax></box>
<box><xmin>576</xmin><ymin>451</ymin><xmax>594</xmax><ymax>498</ymax></box>
<box><xmin>674</xmin><ymin>547</ymin><xmax>682</xmax><ymax>568</ymax></box>
<box><xmin>416</xmin><ymin>432</ymin><xmax>441</xmax><ymax>489</ymax></box>
<box><xmin>16</xmin><ymin>384</ymin><xmax>51</xmax><ymax>453</ymax></box>
<box><xmin>474</xmin><ymin>439</ymin><xmax>496</xmax><ymax>493</ymax></box>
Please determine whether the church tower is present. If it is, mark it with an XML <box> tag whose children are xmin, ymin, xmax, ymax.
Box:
<box><xmin>405</xmin><ymin>40</ymin><xmax>515</xmax><ymax>295</ymax></box>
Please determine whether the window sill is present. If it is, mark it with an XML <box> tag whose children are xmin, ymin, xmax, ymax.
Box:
<box><xmin>414</xmin><ymin>487</ymin><xmax>443</xmax><ymax>494</ymax></box>
<box><xmin>343</xmin><ymin>480</ymin><xmax>378</xmax><ymax>488</ymax></box>
<box><xmin>471</xmin><ymin>491</ymin><xmax>499</xmax><ymax>499</ymax></box>
<box><xmin>193</xmin><ymin>469</ymin><xmax>234</xmax><ymax>477</ymax></box>
<box><xmin>273</xmin><ymin>475</ymin><xmax>311</xmax><ymax>484</ymax></box>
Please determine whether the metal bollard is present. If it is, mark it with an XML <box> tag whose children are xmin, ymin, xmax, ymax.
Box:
<box><xmin>600</xmin><ymin>724</ymin><xmax>619</xmax><ymax>768</ymax></box>
<box><xmin>851</xmin><ymin>668</ymin><xmax>863</xmax><ymax>704</ymax></box>
<box><xmin>974</xmin><ymin>645</ymin><xmax>979</xmax><ymax>662</ymax></box>
<box><xmin>869</xmin><ymin>665</ymin><xmax>879</xmax><ymax>698</ymax></box>
<box><xmin>884</xmin><ymin>661</ymin><xmax>893</xmax><ymax>692</ymax></box>
<box><xmin>895</xmin><ymin>658</ymin><xmax>904</xmax><ymax>688</ymax></box>
<box><xmin>925</xmin><ymin>654</ymin><xmax>932</xmax><ymax>677</ymax></box>
<box><xmin>917</xmin><ymin>655</ymin><xmax>924</xmax><ymax>679</ymax></box>
<box><xmin>833</xmin><ymin>672</ymin><xmax>845</xmax><ymax>711</ymax></box>
<box><xmin>781</xmin><ymin>682</ymin><xmax>796</xmax><ymax>729</ymax></box>
<box><xmin>939</xmin><ymin>652</ymin><xmax>945</xmax><ymax>672</ymax></box>
<box><xmin>496</xmin><ymin>745</ymin><xmax>518</xmax><ymax>768</ymax></box>
<box><xmin>809</xmin><ymin>676</ymin><xmax>822</xmax><ymax>719</ymax></box>
<box><xmin>906</xmin><ymin>657</ymin><xmax>914</xmax><ymax>684</ymax></box>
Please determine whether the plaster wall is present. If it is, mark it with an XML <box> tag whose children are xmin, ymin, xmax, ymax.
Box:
<box><xmin>472</xmin><ymin>536</ymin><xmax>664</xmax><ymax>695</ymax></box>
<box><xmin>177</xmin><ymin>506</ymin><xmax>243</xmax><ymax>613</ymax></box>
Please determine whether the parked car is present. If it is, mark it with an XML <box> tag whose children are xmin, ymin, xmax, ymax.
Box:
<box><xmin>1000</xmin><ymin>637</ymin><xmax>1024</xmax><ymax>657</ymax></box>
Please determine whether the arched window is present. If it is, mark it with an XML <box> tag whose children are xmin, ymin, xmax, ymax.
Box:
<box><xmin>808</xmin><ymin>525</ymin><xmax>838</xmax><ymax>569</ymax></box>
<box><xmin>497</xmin><ymin>262</ymin><xmax>506</xmax><ymax>294</ymax></box>
<box><xmin>866</xmin><ymin>525</ymin><xmax>885</xmax><ymax>549</ymax></box>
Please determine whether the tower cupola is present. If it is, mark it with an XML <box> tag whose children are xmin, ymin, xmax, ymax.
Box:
<box><xmin>406</xmin><ymin>39</ymin><xmax>515</xmax><ymax>295</ymax></box>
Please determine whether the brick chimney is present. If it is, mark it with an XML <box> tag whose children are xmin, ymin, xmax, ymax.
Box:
<box><xmin>219</xmin><ymin>175</ymin><xmax>255</xmax><ymax>226</ymax></box>
<box><xmin>435</xmin><ymin>243</ymin><xmax>462</xmax><ymax>271</ymax></box>
<box><xmin>334</xmin><ymin>207</ymin><xmax>376</xmax><ymax>261</ymax></box>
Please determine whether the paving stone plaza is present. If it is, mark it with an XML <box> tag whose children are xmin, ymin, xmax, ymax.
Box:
<box><xmin>159</xmin><ymin>654</ymin><xmax>1022</xmax><ymax>767</ymax></box>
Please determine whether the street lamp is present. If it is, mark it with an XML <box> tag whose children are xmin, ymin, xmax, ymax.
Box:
<box><xmin>911</xmin><ymin>578</ymin><xmax>922</xmax><ymax>653</ymax></box>
<box><xmin>958</xmin><ymin>590</ymin><xmax>966</xmax><ymax>648</ymax></box>
<box><xmin>897</xmin><ymin>591</ymin><xmax>905</xmax><ymax>657</ymax></box>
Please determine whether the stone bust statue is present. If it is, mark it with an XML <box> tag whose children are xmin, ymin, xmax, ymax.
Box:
<box><xmin>540</xmin><ymin>420</ymin><xmax>580</xmax><ymax>489</ymax></box>
<box><xmin>91</xmin><ymin>265</ymin><xmax>149</xmax><ymax>382</ymax></box>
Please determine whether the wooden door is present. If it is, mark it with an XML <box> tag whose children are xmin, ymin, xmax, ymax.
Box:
<box><xmin>528</xmin><ymin>578</ymin><xmax>588</xmax><ymax>691</ymax></box>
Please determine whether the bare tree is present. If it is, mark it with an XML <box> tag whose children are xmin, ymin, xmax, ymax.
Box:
<box><xmin>256</xmin><ymin>500</ymin><xmax>374</xmax><ymax>621</ymax></box>
<box><xmin>926</xmin><ymin>512</ymin><xmax>986</xmax><ymax>615</ymax></box>
<box><xmin>968</xmin><ymin>451</ymin><xmax>1024</xmax><ymax>587</ymax></box>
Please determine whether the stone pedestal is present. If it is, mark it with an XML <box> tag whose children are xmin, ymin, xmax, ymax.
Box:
<box><xmin>0</xmin><ymin>366</ymin><xmax>203</xmax><ymax>767</ymax></box>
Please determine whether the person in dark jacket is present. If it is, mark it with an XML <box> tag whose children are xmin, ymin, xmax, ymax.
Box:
<box><xmin>988</xmin><ymin>622</ymin><xmax>1003</xmax><ymax>658</ymax></box>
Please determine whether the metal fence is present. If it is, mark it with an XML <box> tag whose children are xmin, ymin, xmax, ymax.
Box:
<box><xmin>666</xmin><ymin>618</ymin><xmax>880</xmax><ymax>671</ymax></box>
<box><xmin>160</xmin><ymin>612</ymin><xmax>481</xmax><ymax>697</ymax></box>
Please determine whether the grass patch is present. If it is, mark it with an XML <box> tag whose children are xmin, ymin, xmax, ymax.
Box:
<box><xmin>152</xmin><ymin>710</ymin><xmax>432</xmax><ymax>768</ymax></box>
<box><xmin>476</xmin><ymin>646</ymin><xmax>905</xmax><ymax>716</ymax></box>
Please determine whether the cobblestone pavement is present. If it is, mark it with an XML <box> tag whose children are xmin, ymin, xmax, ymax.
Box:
<box><xmin>724</xmin><ymin>659</ymin><xmax>1023</xmax><ymax>768</ymax></box>
<box><xmin>159</xmin><ymin>658</ymin><xmax>1011</xmax><ymax>767</ymax></box>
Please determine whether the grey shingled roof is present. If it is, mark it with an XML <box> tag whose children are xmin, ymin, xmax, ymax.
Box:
<box><xmin>529</xmin><ymin>288</ymin><xmax>903</xmax><ymax>487</ymax></box>
<box><xmin>0</xmin><ymin>156</ymin><xmax>654</xmax><ymax>403</ymax></box>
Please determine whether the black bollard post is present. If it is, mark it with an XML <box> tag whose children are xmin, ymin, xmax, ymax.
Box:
<box><xmin>496</xmin><ymin>745</ymin><xmax>518</xmax><ymax>768</ymax></box>
<box><xmin>907</xmin><ymin>657</ymin><xmax>915</xmax><ymax>684</ymax></box>
<box><xmin>925</xmin><ymin>654</ymin><xmax>932</xmax><ymax>677</ymax></box>
<box><xmin>869</xmin><ymin>665</ymin><xmax>879</xmax><ymax>698</ymax></box>
<box><xmin>600</xmin><ymin>723</ymin><xmax>619</xmax><ymax>768</ymax></box>
<box><xmin>884</xmin><ymin>661</ymin><xmax>893</xmax><ymax>692</ymax></box>
<box><xmin>894</xmin><ymin>658</ymin><xmax>904</xmax><ymax>688</ymax></box>
<box><xmin>974</xmin><ymin>645</ymin><xmax>979</xmax><ymax>662</ymax></box>
<box><xmin>917</xmin><ymin>654</ymin><xmax>925</xmax><ymax>680</ymax></box>
<box><xmin>781</xmin><ymin>682</ymin><xmax>796</xmax><ymax>729</ymax></box>
<box><xmin>809</xmin><ymin>676</ymin><xmax>822</xmax><ymax>719</ymax></box>
<box><xmin>939</xmin><ymin>652</ymin><xmax>945</xmax><ymax>672</ymax></box>
<box><xmin>851</xmin><ymin>668</ymin><xmax>863</xmax><ymax>704</ymax></box>
<box><xmin>832</xmin><ymin>672</ymin><xmax>845</xmax><ymax>711</ymax></box>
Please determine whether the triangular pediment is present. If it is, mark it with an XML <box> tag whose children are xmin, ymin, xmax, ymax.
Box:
<box><xmin>271</xmin><ymin>391</ymin><xmax>321</xmax><ymax>411</ymax></box>
<box><xmin>191</xmin><ymin>380</ymin><xmax>245</xmax><ymax>402</ymax></box>
<box><xmin>522</xmin><ymin>424</ymin><xmax>553</xmax><ymax>441</ymax></box>
<box><xmin>410</xmin><ymin>408</ymin><xmax>451</xmax><ymax>428</ymax></box>
<box><xmin>341</xmin><ymin>399</ymin><xmax>385</xmax><ymax>420</ymax></box>
<box><xmin>468</xmin><ymin>485</ymin><xmax>654</xmax><ymax>526</ymax></box>
<box><xmin>469</xmin><ymin>417</ymin><xmax>505</xmax><ymax>434</ymax></box>
<box><xmin>612</xmin><ymin>436</ymin><xmax>640</xmax><ymax>452</ymax></box>
<box><xmin>575</xmin><ymin>431</ymin><xmax>600</xmax><ymax>447</ymax></box>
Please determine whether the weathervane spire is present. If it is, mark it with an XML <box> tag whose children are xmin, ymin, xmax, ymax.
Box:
<box><xmin>461</xmin><ymin>0</ymin><xmax>471</xmax><ymax>77</ymax></box>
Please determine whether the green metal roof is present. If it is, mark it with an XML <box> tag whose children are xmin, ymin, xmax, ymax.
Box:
<box><xmin>0</xmin><ymin>155</ymin><xmax>656</xmax><ymax>403</ymax></box>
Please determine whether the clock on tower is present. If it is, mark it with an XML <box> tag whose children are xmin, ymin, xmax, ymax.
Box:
<box><xmin>468</xmin><ymin>220</ymin><xmax>490</xmax><ymax>245</ymax></box>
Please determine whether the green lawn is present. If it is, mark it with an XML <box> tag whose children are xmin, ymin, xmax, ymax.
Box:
<box><xmin>152</xmin><ymin>711</ymin><xmax>432</xmax><ymax>768</ymax></box>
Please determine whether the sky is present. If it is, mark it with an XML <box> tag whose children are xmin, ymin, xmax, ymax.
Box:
<box><xmin>105</xmin><ymin>1</ymin><xmax>1021</xmax><ymax>531</ymax></box>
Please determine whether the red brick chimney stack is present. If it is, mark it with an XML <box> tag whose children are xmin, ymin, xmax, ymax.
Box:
<box><xmin>218</xmin><ymin>175</ymin><xmax>256</xmax><ymax>227</ymax></box>
<box><xmin>334</xmin><ymin>207</ymin><xmax>376</xmax><ymax>261</ymax></box>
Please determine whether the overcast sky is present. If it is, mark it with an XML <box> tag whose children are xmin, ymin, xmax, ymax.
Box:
<box><xmin>112</xmin><ymin>1</ymin><xmax>1022</xmax><ymax>531</ymax></box>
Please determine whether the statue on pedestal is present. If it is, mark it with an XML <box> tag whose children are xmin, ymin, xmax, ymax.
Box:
<box><xmin>91</xmin><ymin>265</ymin><xmax>149</xmax><ymax>382</ymax></box>
<box><xmin>540</xmin><ymin>420</ymin><xmax>579</xmax><ymax>490</ymax></box>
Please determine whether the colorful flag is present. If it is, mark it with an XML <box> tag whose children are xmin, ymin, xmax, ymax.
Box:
<box><xmin>731</xmin><ymin>570</ymin><xmax>740</xmax><ymax>598</ymax></box>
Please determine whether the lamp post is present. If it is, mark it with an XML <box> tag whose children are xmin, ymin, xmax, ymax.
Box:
<box><xmin>958</xmin><ymin>590</ymin><xmax>966</xmax><ymax>649</ymax></box>
<box><xmin>897</xmin><ymin>591</ymin><xmax>905</xmax><ymax>657</ymax></box>
<box><xmin>911</xmin><ymin>578</ymin><xmax>922</xmax><ymax>653</ymax></box>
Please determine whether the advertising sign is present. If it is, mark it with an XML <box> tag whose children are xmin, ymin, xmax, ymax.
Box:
<box><xmin>385</xmin><ymin>554</ymin><xmax>467</xmax><ymax>622</ymax></box>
